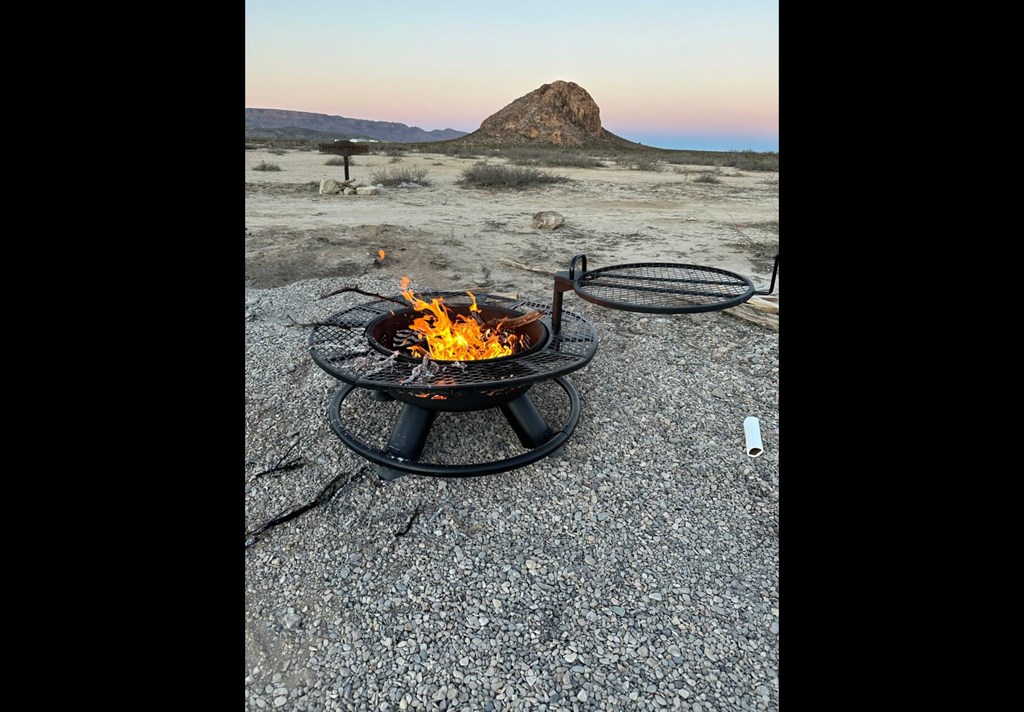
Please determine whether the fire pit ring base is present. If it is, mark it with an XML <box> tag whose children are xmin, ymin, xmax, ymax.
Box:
<box><xmin>328</xmin><ymin>376</ymin><xmax>581</xmax><ymax>478</ymax></box>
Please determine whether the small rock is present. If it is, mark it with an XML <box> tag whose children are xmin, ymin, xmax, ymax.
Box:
<box><xmin>532</xmin><ymin>211</ymin><xmax>566</xmax><ymax>230</ymax></box>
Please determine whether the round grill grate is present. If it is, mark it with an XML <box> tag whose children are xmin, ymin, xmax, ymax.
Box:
<box><xmin>574</xmin><ymin>262</ymin><xmax>754</xmax><ymax>314</ymax></box>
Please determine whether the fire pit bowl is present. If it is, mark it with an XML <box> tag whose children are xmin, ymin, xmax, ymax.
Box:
<box><xmin>365</xmin><ymin>303</ymin><xmax>550</xmax><ymax>363</ymax></box>
<box><xmin>362</xmin><ymin>303</ymin><xmax>551</xmax><ymax>411</ymax></box>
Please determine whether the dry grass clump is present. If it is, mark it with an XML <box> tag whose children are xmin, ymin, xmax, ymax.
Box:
<box><xmin>614</xmin><ymin>156</ymin><xmax>662</xmax><ymax>171</ymax></box>
<box><xmin>252</xmin><ymin>161</ymin><xmax>281</xmax><ymax>171</ymax></box>
<box><xmin>370</xmin><ymin>166</ymin><xmax>432</xmax><ymax>187</ymax></box>
<box><xmin>458</xmin><ymin>162</ymin><xmax>570</xmax><ymax>190</ymax></box>
<box><xmin>693</xmin><ymin>172</ymin><xmax>722</xmax><ymax>184</ymax></box>
<box><xmin>505</xmin><ymin>148</ymin><xmax>604</xmax><ymax>168</ymax></box>
<box><xmin>658</xmin><ymin>149</ymin><xmax>778</xmax><ymax>172</ymax></box>
<box><xmin>324</xmin><ymin>157</ymin><xmax>356</xmax><ymax>166</ymax></box>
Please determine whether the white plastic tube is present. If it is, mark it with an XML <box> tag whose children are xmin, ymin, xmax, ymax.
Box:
<box><xmin>744</xmin><ymin>417</ymin><xmax>764</xmax><ymax>457</ymax></box>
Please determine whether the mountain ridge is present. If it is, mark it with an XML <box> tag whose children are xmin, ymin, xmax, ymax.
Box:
<box><xmin>245</xmin><ymin>108</ymin><xmax>468</xmax><ymax>142</ymax></box>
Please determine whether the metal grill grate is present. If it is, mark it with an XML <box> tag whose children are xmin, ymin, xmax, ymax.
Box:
<box><xmin>574</xmin><ymin>262</ymin><xmax>754</xmax><ymax>314</ymax></box>
<box><xmin>309</xmin><ymin>292</ymin><xmax>598</xmax><ymax>394</ymax></box>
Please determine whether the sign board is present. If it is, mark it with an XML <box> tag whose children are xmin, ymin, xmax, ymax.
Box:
<box><xmin>318</xmin><ymin>142</ymin><xmax>371</xmax><ymax>156</ymax></box>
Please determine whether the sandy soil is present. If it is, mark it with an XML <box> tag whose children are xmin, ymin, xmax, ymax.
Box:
<box><xmin>244</xmin><ymin>147</ymin><xmax>779</xmax><ymax>300</ymax></box>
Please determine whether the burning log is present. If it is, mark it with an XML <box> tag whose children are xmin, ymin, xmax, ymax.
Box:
<box><xmin>315</xmin><ymin>281</ymin><xmax>545</xmax><ymax>359</ymax></box>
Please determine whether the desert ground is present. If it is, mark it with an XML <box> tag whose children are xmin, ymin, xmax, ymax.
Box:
<box><xmin>244</xmin><ymin>146</ymin><xmax>779</xmax><ymax>712</ymax></box>
<box><xmin>244</xmin><ymin>147</ymin><xmax>779</xmax><ymax>300</ymax></box>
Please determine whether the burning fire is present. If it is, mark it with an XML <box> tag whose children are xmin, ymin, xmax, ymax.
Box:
<box><xmin>378</xmin><ymin>249</ymin><xmax>386</xmax><ymax>260</ymax></box>
<box><xmin>399</xmin><ymin>277</ymin><xmax>521</xmax><ymax>361</ymax></box>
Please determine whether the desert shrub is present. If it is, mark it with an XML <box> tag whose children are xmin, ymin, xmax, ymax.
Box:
<box><xmin>252</xmin><ymin>161</ymin><xmax>281</xmax><ymax>171</ymax></box>
<box><xmin>655</xmin><ymin>149</ymin><xmax>778</xmax><ymax>172</ymax></box>
<box><xmin>324</xmin><ymin>156</ymin><xmax>356</xmax><ymax>166</ymax></box>
<box><xmin>613</xmin><ymin>156</ymin><xmax>662</xmax><ymax>171</ymax></box>
<box><xmin>505</xmin><ymin>148</ymin><xmax>604</xmax><ymax>168</ymax></box>
<box><xmin>370</xmin><ymin>166</ymin><xmax>432</xmax><ymax>187</ymax></box>
<box><xmin>268</xmin><ymin>148</ymin><xmax>286</xmax><ymax>155</ymax></box>
<box><xmin>631</xmin><ymin>156</ymin><xmax>662</xmax><ymax>171</ymax></box>
<box><xmin>458</xmin><ymin>162</ymin><xmax>570</xmax><ymax>190</ymax></box>
<box><xmin>694</xmin><ymin>172</ymin><xmax>721</xmax><ymax>184</ymax></box>
<box><xmin>246</xmin><ymin>137</ymin><xmax>318</xmax><ymax>152</ymax></box>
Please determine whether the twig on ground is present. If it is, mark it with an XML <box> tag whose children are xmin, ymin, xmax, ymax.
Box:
<box><xmin>393</xmin><ymin>506</ymin><xmax>422</xmax><ymax>538</ymax></box>
<box><xmin>245</xmin><ymin>467</ymin><xmax>368</xmax><ymax>547</ymax></box>
<box><xmin>500</xmin><ymin>258</ymin><xmax>551</xmax><ymax>275</ymax></box>
<box><xmin>251</xmin><ymin>441</ymin><xmax>304</xmax><ymax>478</ymax></box>
<box><xmin>319</xmin><ymin>286</ymin><xmax>409</xmax><ymax>307</ymax></box>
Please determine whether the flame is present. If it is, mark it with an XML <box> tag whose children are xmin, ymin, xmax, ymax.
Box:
<box><xmin>378</xmin><ymin>249</ymin><xmax>386</xmax><ymax>260</ymax></box>
<box><xmin>398</xmin><ymin>279</ymin><xmax>520</xmax><ymax>361</ymax></box>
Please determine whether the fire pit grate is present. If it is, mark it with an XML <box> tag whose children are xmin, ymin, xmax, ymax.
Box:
<box><xmin>309</xmin><ymin>291</ymin><xmax>598</xmax><ymax>395</ymax></box>
<box><xmin>572</xmin><ymin>261</ymin><xmax>755</xmax><ymax>314</ymax></box>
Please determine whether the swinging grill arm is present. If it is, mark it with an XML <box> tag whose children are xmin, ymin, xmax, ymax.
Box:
<box><xmin>753</xmin><ymin>254</ymin><xmax>779</xmax><ymax>296</ymax></box>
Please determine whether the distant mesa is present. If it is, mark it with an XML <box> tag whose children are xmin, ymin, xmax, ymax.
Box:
<box><xmin>454</xmin><ymin>80</ymin><xmax>640</xmax><ymax>150</ymax></box>
<box><xmin>244</xmin><ymin>108</ymin><xmax>468</xmax><ymax>142</ymax></box>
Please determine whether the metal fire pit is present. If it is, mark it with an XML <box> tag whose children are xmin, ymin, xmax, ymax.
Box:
<box><xmin>309</xmin><ymin>291</ymin><xmax>598</xmax><ymax>478</ymax></box>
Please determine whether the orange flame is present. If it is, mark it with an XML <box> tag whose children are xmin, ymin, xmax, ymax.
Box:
<box><xmin>378</xmin><ymin>249</ymin><xmax>386</xmax><ymax>260</ymax></box>
<box><xmin>398</xmin><ymin>278</ymin><xmax>519</xmax><ymax>361</ymax></box>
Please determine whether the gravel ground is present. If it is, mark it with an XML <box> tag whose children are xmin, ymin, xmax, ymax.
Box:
<box><xmin>245</xmin><ymin>274</ymin><xmax>779</xmax><ymax>712</ymax></box>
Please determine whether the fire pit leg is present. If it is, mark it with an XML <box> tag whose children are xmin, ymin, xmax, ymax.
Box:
<box><xmin>378</xmin><ymin>403</ymin><xmax>439</xmax><ymax>481</ymax></box>
<box><xmin>500</xmin><ymin>394</ymin><xmax>553</xmax><ymax>448</ymax></box>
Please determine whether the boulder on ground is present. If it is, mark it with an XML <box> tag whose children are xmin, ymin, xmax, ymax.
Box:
<box><xmin>532</xmin><ymin>211</ymin><xmax>565</xmax><ymax>230</ymax></box>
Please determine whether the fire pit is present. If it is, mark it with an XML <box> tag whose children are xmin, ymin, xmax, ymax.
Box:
<box><xmin>310</xmin><ymin>253</ymin><xmax>777</xmax><ymax>480</ymax></box>
<box><xmin>309</xmin><ymin>290</ymin><xmax>598</xmax><ymax>479</ymax></box>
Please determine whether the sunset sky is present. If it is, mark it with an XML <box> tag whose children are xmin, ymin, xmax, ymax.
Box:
<box><xmin>245</xmin><ymin>0</ymin><xmax>778</xmax><ymax>153</ymax></box>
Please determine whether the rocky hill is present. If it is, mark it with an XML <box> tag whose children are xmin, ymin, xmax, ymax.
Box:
<box><xmin>245</xmin><ymin>108</ymin><xmax>468</xmax><ymax>142</ymax></box>
<box><xmin>246</xmin><ymin>82</ymin><xmax>643</xmax><ymax>149</ymax></box>
<box><xmin>451</xmin><ymin>80</ymin><xmax>641</xmax><ymax>149</ymax></box>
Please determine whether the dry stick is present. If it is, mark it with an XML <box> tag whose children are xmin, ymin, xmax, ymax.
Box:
<box><xmin>245</xmin><ymin>467</ymin><xmax>368</xmax><ymax>548</ymax></box>
<box><xmin>319</xmin><ymin>286</ymin><xmax>409</xmax><ymax>306</ymax></box>
<box><xmin>251</xmin><ymin>441</ymin><xmax>303</xmax><ymax>478</ymax></box>
<box><xmin>393</xmin><ymin>506</ymin><xmax>422</xmax><ymax>538</ymax></box>
<box><xmin>286</xmin><ymin>315</ymin><xmax>360</xmax><ymax>329</ymax></box>
<box><xmin>499</xmin><ymin>258</ymin><xmax>552</xmax><ymax>275</ymax></box>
